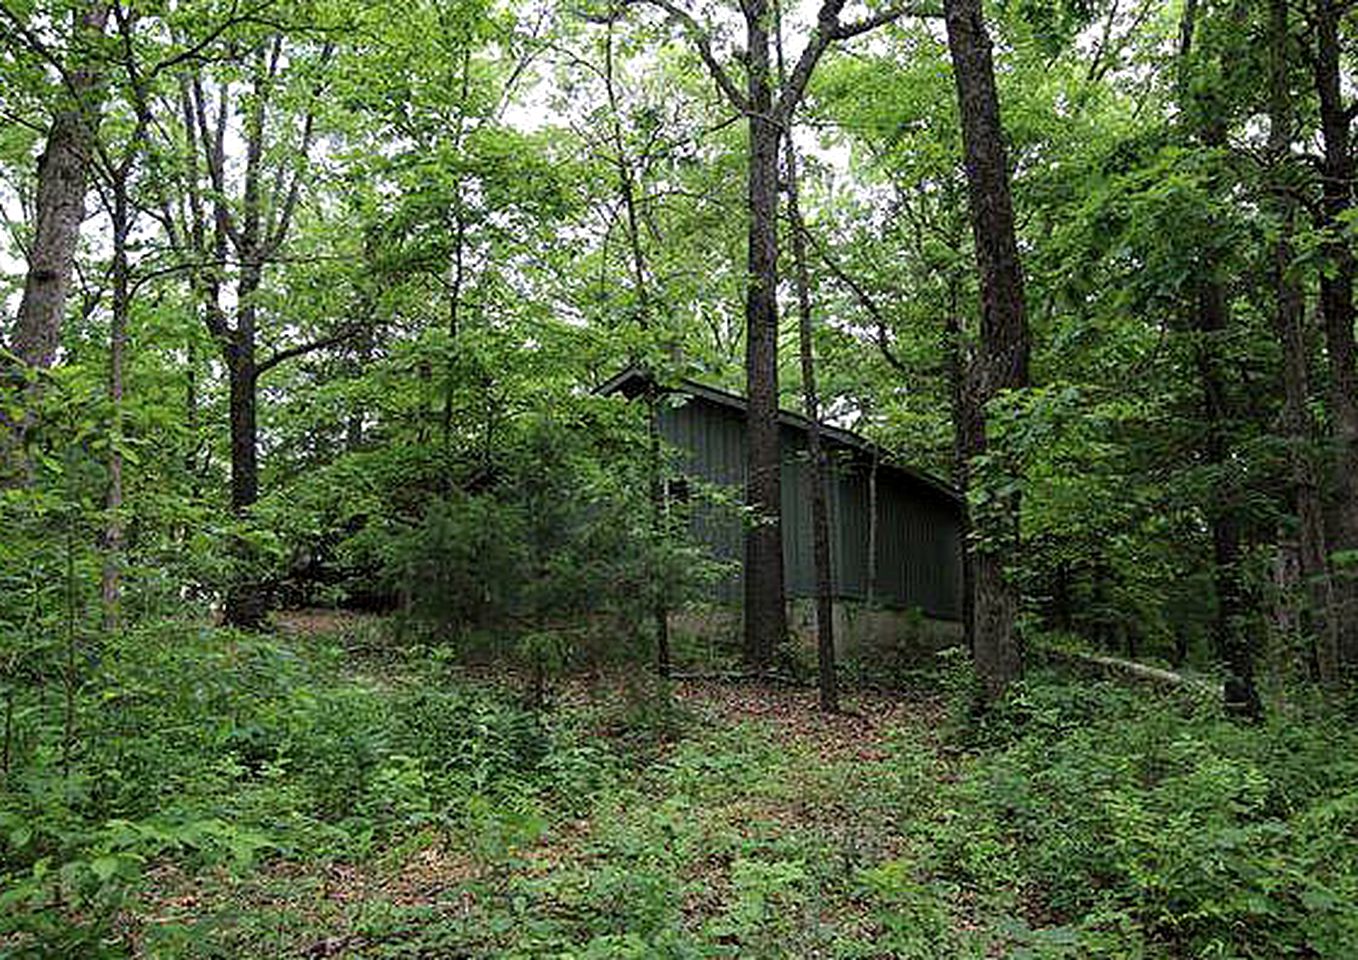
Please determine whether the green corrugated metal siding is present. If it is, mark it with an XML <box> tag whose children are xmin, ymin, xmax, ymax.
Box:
<box><xmin>657</xmin><ymin>395</ymin><xmax>962</xmax><ymax>620</ymax></box>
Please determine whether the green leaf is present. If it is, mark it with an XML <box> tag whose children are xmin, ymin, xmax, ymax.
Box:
<box><xmin>90</xmin><ymin>855</ymin><xmax>122</xmax><ymax>883</ymax></box>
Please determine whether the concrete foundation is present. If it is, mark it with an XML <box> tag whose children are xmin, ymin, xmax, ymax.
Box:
<box><xmin>670</xmin><ymin>599</ymin><xmax>962</xmax><ymax>666</ymax></box>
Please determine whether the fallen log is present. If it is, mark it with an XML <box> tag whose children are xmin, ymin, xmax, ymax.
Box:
<box><xmin>1035</xmin><ymin>646</ymin><xmax>1220</xmax><ymax>695</ymax></box>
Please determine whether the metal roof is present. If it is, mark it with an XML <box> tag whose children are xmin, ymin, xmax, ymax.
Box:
<box><xmin>596</xmin><ymin>365</ymin><xmax>963</xmax><ymax>505</ymax></box>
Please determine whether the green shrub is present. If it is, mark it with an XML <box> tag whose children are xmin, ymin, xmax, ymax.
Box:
<box><xmin>930</xmin><ymin>672</ymin><xmax>1358</xmax><ymax>957</ymax></box>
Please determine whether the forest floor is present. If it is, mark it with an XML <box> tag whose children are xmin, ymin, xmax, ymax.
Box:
<box><xmin>129</xmin><ymin>693</ymin><xmax>968</xmax><ymax>956</ymax></box>
<box><xmin>116</xmin><ymin>612</ymin><xmax>1009</xmax><ymax>958</ymax></box>
<box><xmin>9</xmin><ymin>611</ymin><xmax>1351</xmax><ymax>958</ymax></box>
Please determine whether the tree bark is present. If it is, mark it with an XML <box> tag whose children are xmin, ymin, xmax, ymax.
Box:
<box><xmin>943</xmin><ymin>0</ymin><xmax>1030</xmax><ymax>701</ymax></box>
<box><xmin>742</xmin><ymin>0</ymin><xmax>788</xmax><ymax>669</ymax></box>
<box><xmin>224</xmin><ymin>335</ymin><xmax>267</xmax><ymax>628</ymax></box>
<box><xmin>1269</xmin><ymin>0</ymin><xmax>1338</xmax><ymax>681</ymax></box>
<box><xmin>8</xmin><ymin>3</ymin><xmax>111</xmax><ymax>369</ymax></box>
<box><xmin>784</xmin><ymin>130</ymin><xmax>837</xmax><ymax>713</ymax></box>
<box><xmin>1312</xmin><ymin>0</ymin><xmax>1358</xmax><ymax>664</ymax></box>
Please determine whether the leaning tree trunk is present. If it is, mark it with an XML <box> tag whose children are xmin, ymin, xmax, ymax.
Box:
<box><xmin>1313</xmin><ymin>0</ymin><xmax>1358</xmax><ymax>665</ymax></box>
<box><xmin>742</xmin><ymin>0</ymin><xmax>789</xmax><ymax>669</ymax></box>
<box><xmin>8</xmin><ymin>3</ymin><xmax>111</xmax><ymax>369</ymax></box>
<box><xmin>943</xmin><ymin>0</ymin><xmax>1030</xmax><ymax>701</ymax></box>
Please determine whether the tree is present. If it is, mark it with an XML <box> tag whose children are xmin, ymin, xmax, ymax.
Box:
<box><xmin>160</xmin><ymin>29</ymin><xmax>342</xmax><ymax>627</ymax></box>
<box><xmin>635</xmin><ymin>0</ymin><xmax>907</xmax><ymax>668</ymax></box>
<box><xmin>1309</xmin><ymin>0</ymin><xmax>1358</xmax><ymax>664</ymax></box>
<box><xmin>1266</xmin><ymin>0</ymin><xmax>1337</xmax><ymax>680</ymax></box>
<box><xmin>1</xmin><ymin>1</ymin><xmax>111</xmax><ymax>484</ymax></box>
<box><xmin>1175</xmin><ymin>0</ymin><xmax>1260</xmax><ymax>717</ymax></box>
<box><xmin>2</xmin><ymin>1</ymin><xmax>110</xmax><ymax>371</ymax></box>
<box><xmin>942</xmin><ymin>0</ymin><xmax>1029</xmax><ymax>700</ymax></box>
<box><xmin>774</xmin><ymin>5</ymin><xmax>836</xmax><ymax>710</ymax></box>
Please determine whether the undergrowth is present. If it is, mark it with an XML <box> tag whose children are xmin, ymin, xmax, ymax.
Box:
<box><xmin>2</xmin><ymin>620</ymin><xmax>1355</xmax><ymax>957</ymax></box>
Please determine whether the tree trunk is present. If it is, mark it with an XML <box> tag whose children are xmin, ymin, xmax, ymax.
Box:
<box><xmin>100</xmin><ymin>173</ymin><xmax>129</xmax><ymax>632</ymax></box>
<box><xmin>223</xmin><ymin>247</ymin><xmax>266</xmax><ymax>628</ymax></box>
<box><xmin>784</xmin><ymin>128</ymin><xmax>837</xmax><ymax>713</ymax></box>
<box><xmin>440</xmin><ymin>45</ymin><xmax>472</xmax><ymax>446</ymax></box>
<box><xmin>1269</xmin><ymin>0</ymin><xmax>1338</xmax><ymax>681</ymax></box>
<box><xmin>8</xmin><ymin>3</ymin><xmax>111</xmax><ymax>369</ymax></box>
<box><xmin>943</xmin><ymin>0</ymin><xmax>1029</xmax><ymax>701</ymax></box>
<box><xmin>1313</xmin><ymin>0</ymin><xmax>1358</xmax><ymax>664</ymax></box>
<box><xmin>1177</xmin><ymin>0</ymin><xmax>1260</xmax><ymax>716</ymax></box>
<box><xmin>648</xmin><ymin>395</ymin><xmax>671</xmax><ymax>677</ymax></box>
<box><xmin>867</xmin><ymin>450</ymin><xmax>879</xmax><ymax>606</ymax></box>
<box><xmin>1196</xmin><ymin>283</ymin><xmax>1258</xmax><ymax>715</ymax></box>
<box><xmin>742</xmin><ymin>0</ymin><xmax>788</xmax><ymax>669</ymax></box>
<box><xmin>221</xmin><ymin>45</ymin><xmax>271</xmax><ymax>630</ymax></box>
<box><xmin>602</xmin><ymin>21</ymin><xmax>671</xmax><ymax>676</ymax></box>
<box><xmin>943</xmin><ymin>276</ymin><xmax>978</xmax><ymax>652</ymax></box>
<box><xmin>224</xmin><ymin>334</ymin><xmax>266</xmax><ymax>629</ymax></box>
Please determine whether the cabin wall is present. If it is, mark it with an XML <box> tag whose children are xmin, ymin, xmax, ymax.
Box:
<box><xmin>656</xmin><ymin>395</ymin><xmax>963</xmax><ymax>620</ymax></box>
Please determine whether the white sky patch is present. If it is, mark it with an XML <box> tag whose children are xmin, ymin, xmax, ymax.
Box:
<box><xmin>1</xmin><ymin>180</ymin><xmax>25</xmax><ymax>319</ymax></box>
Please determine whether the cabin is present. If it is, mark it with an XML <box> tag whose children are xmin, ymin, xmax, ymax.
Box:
<box><xmin>600</xmin><ymin>367</ymin><xmax>965</xmax><ymax>654</ymax></box>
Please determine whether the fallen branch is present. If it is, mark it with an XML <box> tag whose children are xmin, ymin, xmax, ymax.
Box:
<box><xmin>669</xmin><ymin>670</ymin><xmax>807</xmax><ymax>687</ymax></box>
<box><xmin>1036</xmin><ymin>646</ymin><xmax>1219</xmax><ymax>695</ymax></box>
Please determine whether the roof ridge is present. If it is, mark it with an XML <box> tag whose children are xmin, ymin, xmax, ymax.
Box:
<box><xmin>596</xmin><ymin>365</ymin><xmax>962</xmax><ymax>503</ymax></box>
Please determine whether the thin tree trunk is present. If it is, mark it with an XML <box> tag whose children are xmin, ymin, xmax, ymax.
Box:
<box><xmin>1313</xmin><ymin>0</ymin><xmax>1358</xmax><ymax>664</ymax></box>
<box><xmin>1269</xmin><ymin>0</ymin><xmax>1338</xmax><ymax>681</ymax></box>
<box><xmin>648</xmin><ymin>397</ymin><xmax>671</xmax><ymax>676</ymax></box>
<box><xmin>743</xmin><ymin>0</ymin><xmax>788</xmax><ymax>669</ymax></box>
<box><xmin>602</xmin><ymin>21</ymin><xmax>671</xmax><ymax>675</ymax></box>
<box><xmin>943</xmin><ymin>0</ymin><xmax>1029</xmax><ymax>700</ymax></box>
<box><xmin>440</xmin><ymin>45</ymin><xmax>472</xmax><ymax>446</ymax></box>
<box><xmin>776</xmin><ymin>0</ymin><xmax>834</xmax><ymax>709</ymax></box>
<box><xmin>783</xmin><ymin>132</ymin><xmax>837</xmax><ymax>713</ymax></box>
<box><xmin>867</xmin><ymin>449</ymin><xmax>879</xmax><ymax>606</ymax></box>
<box><xmin>943</xmin><ymin>274</ymin><xmax>978</xmax><ymax>652</ymax></box>
<box><xmin>100</xmin><ymin>173</ymin><xmax>129</xmax><ymax>632</ymax></box>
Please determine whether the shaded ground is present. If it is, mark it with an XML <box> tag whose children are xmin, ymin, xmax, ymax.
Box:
<box><xmin>122</xmin><ymin>621</ymin><xmax>986</xmax><ymax>959</ymax></box>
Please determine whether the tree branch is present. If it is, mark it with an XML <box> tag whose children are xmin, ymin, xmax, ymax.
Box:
<box><xmin>190</xmin><ymin>74</ymin><xmax>241</xmax><ymax>250</ymax></box>
<box><xmin>257</xmin><ymin>323</ymin><xmax>365</xmax><ymax>376</ymax></box>
<box><xmin>627</xmin><ymin>0</ymin><xmax>749</xmax><ymax>113</ymax></box>
<box><xmin>778</xmin><ymin>2</ymin><xmax>934</xmax><ymax>120</ymax></box>
<box><xmin>803</xmin><ymin>223</ymin><xmax>910</xmax><ymax>375</ymax></box>
<box><xmin>265</xmin><ymin>42</ymin><xmax>333</xmax><ymax>254</ymax></box>
<box><xmin>146</xmin><ymin>0</ymin><xmax>284</xmax><ymax>79</ymax></box>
